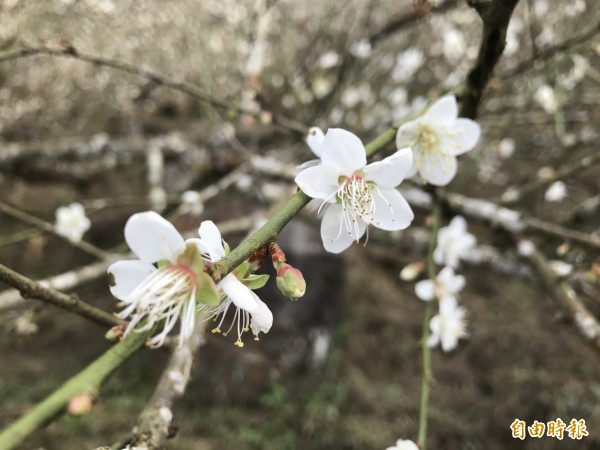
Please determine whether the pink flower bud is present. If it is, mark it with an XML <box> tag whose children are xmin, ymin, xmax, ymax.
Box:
<box><xmin>67</xmin><ymin>393</ymin><xmax>94</xmax><ymax>416</ymax></box>
<box><xmin>105</xmin><ymin>324</ymin><xmax>126</xmax><ymax>342</ymax></box>
<box><xmin>276</xmin><ymin>263</ymin><xmax>306</xmax><ymax>300</ymax></box>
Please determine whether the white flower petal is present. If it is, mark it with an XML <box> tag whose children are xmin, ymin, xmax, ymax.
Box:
<box><xmin>415</xmin><ymin>279</ymin><xmax>435</xmax><ymax>301</ymax></box>
<box><xmin>423</xmin><ymin>95</ymin><xmax>458</xmax><ymax>127</ymax></box>
<box><xmin>368</xmin><ymin>188</ymin><xmax>414</xmax><ymax>231</ymax></box>
<box><xmin>320</xmin><ymin>128</ymin><xmax>367</xmax><ymax>175</ymax></box>
<box><xmin>449</xmin><ymin>215</ymin><xmax>467</xmax><ymax>233</ymax></box>
<box><xmin>363</xmin><ymin>147</ymin><xmax>413</xmax><ymax>188</ymax></box>
<box><xmin>295</xmin><ymin>164</ymin><xmax>340</xmax><ymax>200</ymax></box>
<box><xmin>124</xmin><ymin>212</ymin><xmax>185</xmax><ymax>263</ymax></box>
<box><xmin>447</xmin><ymin>118</ymin><xmax>481</xmax><ymax>155</ymax></box>
<box><xmin>320</xmin><ymin>204</ymin><xmax>366</xmax><ymax>254</ymax></box>
<box><xmin>108</xmin><ymin>260</ymin><xmax>156</xmax><ymax>301</ymax></box>
<box><xmin>219</xmin><ymin>274</ymin><xmax>258</xmax><ymax>314</ymax></box>
<box><xmin>197</xmin><ymin>220</ymin><xmax>226</xmax><ymax>261</ymax></box>
<box><xmin>395</xmin><ymin>120</ymin><xmax>418</xmax><ymax>149</ymax></box>
<box><xmin>250</xmin><ymin>294</ymin><xmax>273</xmax><ymax>335</ymax></box>
<box><xmin>439</xmin><ymin>295</ymin><xmax>458</xmax><ymax>314</ymax></box>
<box><xmin>306</xmin><ymin>126</ymin><xmax>325</xmax><ymax>157</ymax></box>
<box><xmin>415</xmin><ymin>150</ymin><xmax>458</xmax><ymax>186</ymax></box>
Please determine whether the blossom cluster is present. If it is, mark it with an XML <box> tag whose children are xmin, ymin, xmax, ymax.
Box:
<box><xmin>104</xmin><ymin>94</ymin><xmax>480</xmax><ymax>353</ymax></box>
<box><xmin>414</xmin><ymin>216</ymin><xmax>475</xmax><ymax>351</ymax></box>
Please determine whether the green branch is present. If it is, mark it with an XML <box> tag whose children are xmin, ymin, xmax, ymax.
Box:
<box><xmin>417</xmin><ymin>191</ymin><xmax>441</xmax><ymax>450</ymax></box>
<box><xmin>0</xmin><ymin>331</ymin><xmax>149</xmax><ymax>450</ymax></box>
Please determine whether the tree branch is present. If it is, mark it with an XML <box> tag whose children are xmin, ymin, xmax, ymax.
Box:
<box><xmin>458</xmin><ymin>0</ymin><xmax>520</xmax><ymax>119</ymax></box>
<box><xmin>0</xmin><ymin>262</ymin><xmax>120</xmax><ymax>328</ymax></box>
<box><xmin>0</xmin><ymin>330</ymin><xmax>149</xmax><ymax>450</ymax></box>
<box><xmin>0</xmin><ymin>46</ymin><xmax>307</xmax><ymax>135</ymax></box>
<box><xmin>0</xmin><ymin>200</ymin><xmax>109</xmax><ymax>260</ymax></box>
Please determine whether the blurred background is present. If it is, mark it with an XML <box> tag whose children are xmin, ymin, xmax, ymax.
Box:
<box><xmin>0</xmin><ymin>0</ymin><xmax>599</xmax><ymax>448</ymax></box>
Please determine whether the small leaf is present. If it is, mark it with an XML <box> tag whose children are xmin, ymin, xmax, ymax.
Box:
<box><xmin>243</xmin><ymin>274</ymin><xmax>270</xmax><ymax>290</ymax></box>
<box><xmin>233</xmin><ymin>261</ymin><xmax>252</xmax><ymax>279</ymax></box>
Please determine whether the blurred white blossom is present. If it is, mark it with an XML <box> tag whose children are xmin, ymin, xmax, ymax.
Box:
<box><xmin>391</xmin><ymin>48</ymin><xmax>424</xmax><ymax>82</ymax></box>
<box><xmin>534</xmin><ymin>85</ymin><xmax>558</xmax><ymax>113</ymax></box>
<box><xmin>549</xmin><ymin>260</ymin><xmax>573</xmax><ymax>277</ymax></box>
<box><xmin>428</xmin><ymin>296</ymin><xmax>468</xmax><ymax>352</ymax></box>
<box><xmin>55</xmin><ymin>203</ymin><xmax>91</xmax><ymax>242</ymax></box>
<box><xmin>544</xmin><ymin>181</ymin><xmax>567</xmax><ymax>202</ymax></box>
<box><xmin>498</xmin><ymin>138</ymin><xmax>516</xmax><ymax>158</ymax></box>
<box><xmin>434</xmin><ymin>216</ymin><xmax>477</xmax><ymax>268</ymax></box>
<box><xmin>318</xmin><ymin>50</ymin><xmax>341</xmax><ymax>69</ymax></box>
<box><xmin>180</xmin><ymin>191</ymin><xmax>205</xmax><ymax>216</ymax></box>
<box><xmin>442</xmin><ymin>27</ymin><xmax>466</xmax><ymax>62</ymax></box>
<box><xmin>386</xmin><ymin>439</ymin><xmax>419</xmax><ymax>450</ymax></box>
<box><xmin>415</xmin><ymin>266</ymin><xmax>465</xmax><ymax>303</ymax></box>
<box><xmin>350</xmin><ymin>39</ymin><xmax>372</xmax><ymax>59</ymax></box>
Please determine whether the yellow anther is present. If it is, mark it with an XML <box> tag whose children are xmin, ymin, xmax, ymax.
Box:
<box><xmin>222</xmin><ymin>332</ymin><xmax>228</xmax><ymax>337</ymax></box>
<box><xmin>243</xmin><ymin>327</ymin><xmax>250</xmax><ymax>333</ymax></box>
<box><xmin>234</xmin><ymin>340</ymin><xmax>244</xmax><ymax>348</ymax></box>
<box><xmin>211</xmin><ymin>328</ymin><xmax>221</xmax><ymax>334</ymax></box>
<box><xmin>254</xmin><ymin>337</ymin><xmax>260</xmax><ymax>341</ymax></box>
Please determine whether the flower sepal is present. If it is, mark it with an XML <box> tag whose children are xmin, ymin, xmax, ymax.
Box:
<box><xmin>243</xmin><ymin>273</ymin><xmax>270</xmax><ymax>290</ymax></box>
<box><xmin>196</xmin><ymin>272</ymin><xmax>220</xmax><ymax>306</ymax></box>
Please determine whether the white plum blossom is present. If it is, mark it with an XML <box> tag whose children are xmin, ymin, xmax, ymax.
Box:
<box><xmin>391</xmin><ymin>48</ymin><xmax>424</xmax><ymax>82</ymax></box>
<box><xmin>498</xmin><ymin>138</ymin><xmax>515</xmax><ymax>158</ymax></box>
<box><xmin>54</xmin><ymin>203</ymin><xmax>91</xmax><ymax>242</ymax></box>
<box><xmin>350</xmin><ymin>39</ymin><xmax>372</xmax><ymax>59</ymax></box>
<box><xmin>295</xmin><ymin>128</ymin><xmax>415</xmax><ymax>253</ymax></box>
<box><xmin>534</xmin><ymin>84</ymin><xmax>558</xmax><ymax>113</ymax></box>
<box><xmin>396</xmin><ymin>95</ymin><xmax>481</xmax><ymax>186</ymax></box>
<box><xmin>194</xmin><ymin>220</ymin><xmax>273</xmax><ymax>347</ymax></box>
<box><xmin>442</xmin><ymin>27</ymin><xmax>467</xmax><ymax>62</ymax></box>
<box><xmin>549</xmin><ymin>260</ymin><xmax>573</xmax><ymax>277</ymax></box>
<box><xmin>386</xmin><ymin>439</ymin><xmax>419</xmax><ymax>450</ymax></box>
<box><xmin>428</xmin><ymin>296</ymin><xmax>468</xmax><ymax>352</ymax></box>
<box><xmin>434</xmin><ymin>216</ymin><xmax>477</xmax><ymax>268</ymax></box>
<box><xmin>108</xmin><ymin>212</ymin><xmax>210</xmax><ymax>348</ymax></box>
<box><xmin>318</xmin><ymin>50</ymin><xmax>341</xmax><ymax>69</ymax></box>
<box><xmin>544</xmin><ymin>181</ymin><xmax>567</xmax><ymax>202</ymax></box>
<box><xmin>415</xmin><ymin>266</ymin><xmax>465</xmax><ymax>303</ymax></box>
<box><xmin>180</xmin><ymin>190</ymin><xmax>205</xmax><ymax>216</ymax></box>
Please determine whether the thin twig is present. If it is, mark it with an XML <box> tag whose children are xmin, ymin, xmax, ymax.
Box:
<box><xmin>0</xmin><ymin>262</ymin><xmax>120</xmax><ymax>328</ymax></box>
<box><xmin>0</xmin><ymin>46</ymin><xmax>307</xmax><ymax>135</ymax></box>
<box><xmin>417</xmin><ymin>191</ymin><xmax>441</xmax><ymax>450</ymax></box>
<box><xmin>525</xmin><ymin>247</ymin><xmax>600</xmax><ymax>352</ymax></box>
<box><xmin>0</xmin><ymin>200</ymin><xmax>109</xmax><ymax>260</ymax></box>
<box><xmin>499</xmin><ymin>150</ymin><xmax>600</xmax><ymax>204</ymax></box>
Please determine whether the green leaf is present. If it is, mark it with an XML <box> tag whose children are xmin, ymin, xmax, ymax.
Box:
<box><xmin>243</xmin><ymin>274</ymin><xmax>270</xmax><ymax>290</ymax></box>
<box><xmin>196</xmin><ymin>272</ymin><xmax>220</xmax><ymax>306</ymax></box>
<box><xmin>233</xmin><ymin>261</ymin><xmax>252</xmax><ymax>279</ymax></box>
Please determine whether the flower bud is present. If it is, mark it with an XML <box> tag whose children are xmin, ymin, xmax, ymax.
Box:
<box><xmin>400</xmin><ymin>262</ymin><xmax>424</xmax><ymax>281</ymax></box>
<box><xmin>105</xmin><ymin>324</ymin><xmax>126</xmax><ymax>341</ymax></box>
<box><xmin>67</xmin><ymin>393</ymin><xmax>94</xmax><ymax>416</ymax></box>
<box><xmin>276</xmin><ymin>263</ymin><xmax>306</xmax><ymax>300</ymax></box>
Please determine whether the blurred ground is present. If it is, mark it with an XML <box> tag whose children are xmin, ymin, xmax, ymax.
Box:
<box><xmin>1</xmin><ymin>0</ymin><xmax>599</xmax><ymax>449</ymax></box>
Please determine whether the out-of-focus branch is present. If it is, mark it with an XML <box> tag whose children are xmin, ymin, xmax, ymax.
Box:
<box><xmin>499</xmin><ymin>150</ymin><xmax>600</xmax><ymax>204</ymax></box>
<box><xmin>0</xmin><ymin>45</ymin><xmax>307</xmax><ymax>135</ymax></box>
<box><xmin>402</xmin><ymin>188</ymin><xmax>600</xmax><ymax>250</ymax></box>
<box><xmin>0</xmin><ymin>200</ymin><xmax>109</xmax><ymax>260</ymax></box>
<box><xmin>503</xmin><ymin>18</ymin><xmax>600</xmax><ymax>78</ymax></box>
<box><xmin>0</xmin><ymin>331</ymin><xmax>149</xmax><ymax>450</ymax></box>
<box><xmin>0</xmin><ymin>262</ymin><xmax>120</xmax><ymax>328</ymax></box>
<box><xmin>458</xmin><ymin>0</ymin><xmax>520</xmax><ymax>119</ymax></box>
<box><xmin>0</xmin><ymin>257</ymin><xmax>116</xmax><ymax>312</ymax></box>
<box><xmin>525</xmin><ymin>247</ymin><xmax>600</xmax><ymax>352</ymax></box>
<box><xmin>367</xmin><ymin>0</ymin><xmax>459</xmax><ymax>45</ymax></box>
<box><xmin>123</xmin><ymin>311</ymin><xmax>210</xmax><ymax>449</ymax></box>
